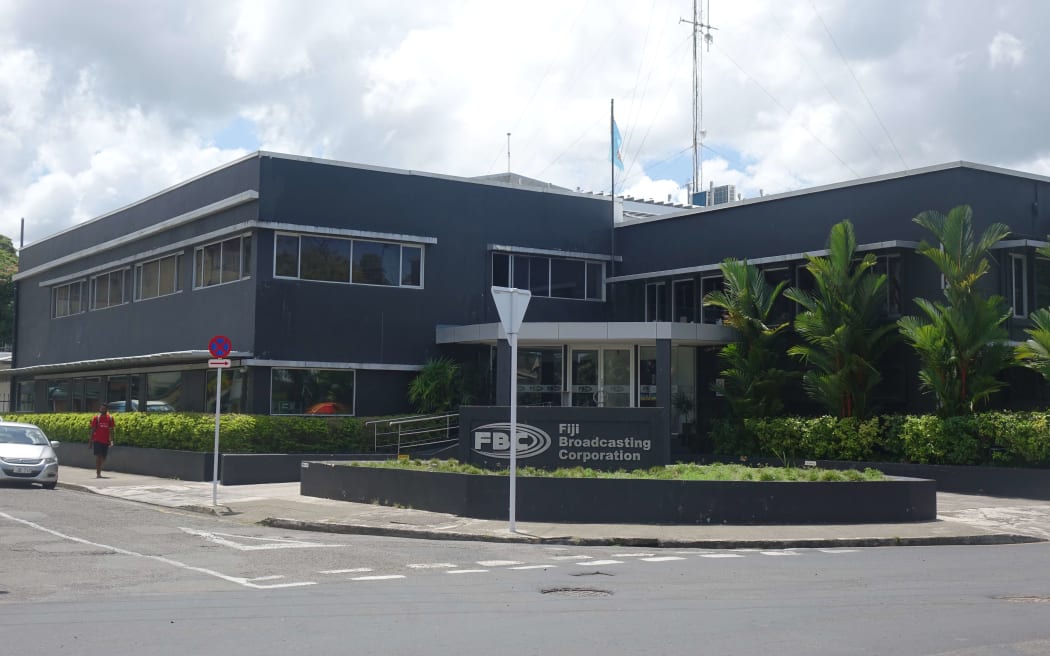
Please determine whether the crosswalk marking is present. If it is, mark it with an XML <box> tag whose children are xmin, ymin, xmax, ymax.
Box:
<box><xmin>351</xmin><ymin>575</ymin><xmax>405</xmax><ymax>581</ymax></box>
<box><xmin>760</xmin><ymin>551</ymin><xmax>799</xmax><ymax>556</ymax></box>
<box><xmin>477</xmin><ymin>560</ymin><xmax>522</xmax><ymax>567</ymax></box>
<box><xmin>818</xmin><ymin>549</ymin><xmax>858</xmax><ymax>554</ymax></box>
<box><xmin>319</xmin><ymin>568</ymin><xmax>372</xmax><ymax>574</ymax></box>
<box><xmin>407</xmin><ymin>563</ymin><xmax>457</xmax><ymax>569</ymax></box>
<box><xmin>641</xmin><ymin>556</ymin><xmax>685</xmax><ymax>562</ymax></box>
<box><xmin>510</xmin><ymin>564</ymin><xmax>554</xmax><ymax>570</ymax></box>
<box><xmin>701</xmin><ymin>553</ymin><xmax>744</xmax><ymax>558</ymax></box>
<box><xmin>577</xmin><ymin>560</ymin><xmax>623</xmax><ymax>566</ymax></box>
<box><xmin>612</xmin><ymin>553</ymin><xmax>656</xmax><ymax>558</ymax></box>
<box><xmin>548</xmin><ymin>555</ymin><xmax>591</xmax><ymax>560</ymax></box>
<box><xmin>448</xmin><ymin>569</ymin><xmax>489</xmax><ymax>574</ymax></box>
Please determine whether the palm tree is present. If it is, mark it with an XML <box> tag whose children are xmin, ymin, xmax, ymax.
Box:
<box><xmin>1016</xmin><ymin>243</ymin><xmax>1050</xmax><ymax>380</ymax></box>
<box><xmin>898</xmin><ymin>205</ymin><xmax>1013</xmax><ymax>416</ymax></box>
<box><xmin>784</xmin><ymin>220</ymin><xmax>897</xmax><ymax>418</ymax></box>
<box><xmin>703</xmin><ymin>258</ymin><xmax>796</xmax><ymax>418</ymax></box>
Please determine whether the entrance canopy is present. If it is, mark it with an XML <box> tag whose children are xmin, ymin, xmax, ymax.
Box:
<box><xmin>436</xmin><ymin>321</ymin><xmax>735</xmax><ymax>346</ymax></box>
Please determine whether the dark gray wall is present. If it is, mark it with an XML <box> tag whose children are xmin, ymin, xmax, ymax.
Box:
<box><xmin>251</xmin><ymin>156</ymin><xmax>614</xmax><ymax>366</ymax></box>
<box><xmin>15</xmin><ymin>158</ymin><xmax>261</xmax><ymax>367</ymax></box>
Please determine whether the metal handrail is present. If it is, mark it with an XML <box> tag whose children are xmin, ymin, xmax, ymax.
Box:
<box><xmin>369</xmin><ymin>412</ymin><xmax>459</xmax><ymax>455</ymax></box>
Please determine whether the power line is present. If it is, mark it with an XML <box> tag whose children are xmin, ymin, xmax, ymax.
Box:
<box><xmin>713</xmin><ymin>41</ymin><xmax>860</xmax><ymax>179</ymax></box>
<box><xmin>808</xmin><ymin>0</ymin><xmax>908</xmax><ymax>170</ymax></box>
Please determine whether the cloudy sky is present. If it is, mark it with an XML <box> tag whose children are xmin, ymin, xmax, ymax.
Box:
<box><xmin>1</xmin><ymin>0</ymin><xmax>1047</xmax><ymax>245</ymax></box>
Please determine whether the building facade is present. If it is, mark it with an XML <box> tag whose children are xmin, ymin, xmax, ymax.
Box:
<box><xmin>5</xmin><ymin>153</ymin><xmax>1050</xmax><ymax>435</ymax></box>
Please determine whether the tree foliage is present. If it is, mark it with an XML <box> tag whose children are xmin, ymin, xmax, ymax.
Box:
<box><xmin>897</xmin><ymin>205</ymin><xmax>1013</xmax><ymax>416</ymax></box>
<box><xmin>785</xmin><ymin>220</ymin><xmax>897</xmax><ymax>418</ymax></box>
<box><xmin>0</xmin><ymin>235</ymin><xmax>16</xmax><ymax>349</ymax></box>
<box><xmin>702</xmin><ymin>258</ymin><xmax>796</xmax><ymax>418</ymax></box>
<box><xmin>408</xmin><ymin>357</ymin><xmax>468</xmax><ymax>414</ymax></box>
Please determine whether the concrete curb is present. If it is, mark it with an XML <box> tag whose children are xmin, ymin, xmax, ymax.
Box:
<box><xmin>259</xmin><ymin>517</ymin><xmax>1045</xmax><ymax>549</ymax></box>
<box><xmin>58</xmin><ymin>481</ymin><xmax>236</xmax><ymax>516</ymax></box>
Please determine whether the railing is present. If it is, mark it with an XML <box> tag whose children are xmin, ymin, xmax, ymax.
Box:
<box><xmin>365</xmin><ymin>413</ymin><xmax>459</xmax><ymax>455</ymax></box>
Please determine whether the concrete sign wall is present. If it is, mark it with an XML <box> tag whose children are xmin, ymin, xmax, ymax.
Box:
<box><xmin>459</xmin><ymin>406</ymin><xmax>667</xmax><ymax>471</ymax></box>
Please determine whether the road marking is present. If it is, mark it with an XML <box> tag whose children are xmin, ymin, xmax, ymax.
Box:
<box><xmin>351</xmin><ymin>575</ymin><xmax>405</xmax><ymax>581</ymax></box>
<box><xmin>179</xmin><ymin>527</ymin><xmax>337</xmax><ymax>551</ymax></box>
<box><xmin>448</xmin><ymin>569</ymin><xmax>489</xmax><ymax>574</ymax></box>
<box><xmin>319</xmin><ymin>568</ymin><xmax>373</xmax><ymax>574</ymax></box>
<box><xmin>817</xmin><ymin>549</ymin><xmax>858</xmax><ymax>554</ymax></box>
<box><xmin>760</xmin><ymin>551</ymin><xmax>799</xmax><ymax>556</ymax></box>
<box><xmin>641</xmin><ymin>556</ymin><xmax>686</xmax><ymax>562</ymax></box>
<box><xmin>0</xmin><ymin>511</ymin><xmax>316</xmax><ymax>590</ymax></box>
<box><xmin>577</xmin><ymin>560</ymin><xmax>623</xmax><ymax>566</ymax></box>
<box><xmin>477</xmin><ymin>560</ymin><xmax>522</xmax><ymax>567</ymax></box>
<box><xmin>548</xmin><ymin>555</ymin><xmax>591</xmax><ymax>560</ymax></box>
<box><xmin>612</xmin><ymin>553</ymin><xmax>656</xmax><ymax>558</ymax></box>
<box><xmin>700</xmin><ymin>553</ymin><xmax>744</xmax><ymax>558</ymax></box>
<box><xmin>510</xmin><ymin>565</ymin><xmax>554</xmax><ymax>570</ymax></box>
<box><xmin>407</xmin><ymin>563</ymin><xmax>457</xmax><ymax>569</ymax></box>
<box><xmin>245</xmin><ymin>575</ymin><xmax>284</xmax><ymax>582</ymax></box>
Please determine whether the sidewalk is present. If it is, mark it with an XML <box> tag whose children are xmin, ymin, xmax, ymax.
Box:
<box><xmin>56</xmin><ymin>466</ymin><xmax>1050</xmax><ymax>549</ymax></box>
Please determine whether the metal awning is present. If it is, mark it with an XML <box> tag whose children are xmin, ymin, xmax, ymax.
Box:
<box><xmin>0</xmin><ymin>350</ymin><xmax>254</xmax><ymax>378</ymax></box>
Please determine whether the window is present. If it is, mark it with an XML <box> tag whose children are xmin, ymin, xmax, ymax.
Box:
<box><xmin>147</xmin><ymin>371</ymin><xmax>183</xmax><ymax>411</ymax></box>
<box><xmin>352</xmin><ymin>240</ymin><xmax>400</xmax><ymax>285</ymax></box>
<box><xmin>91</xmin><ymin>269</ymin><xmax>130</xmax><ymax>310</ymax></box>
<box><xmin>271</xmin><ymin>368</ymin><xmax>356</xmax><ymax>415</ymax></box>
<box><xmin>135</xmin><ymin>253</ymin><xmax>182</xmax><ymax>301</ymax></box>
<box><xmin>490</xmin><ymin>253</ymin><xmax>603</xmax><ymax>300</ymax></box>
<box><xmin>638</xmin><ymin>346</ymin><xmax>657</xmax><ymax>407</ymax></box>
<box><xmin>699</xmin><ymin>275</ymin><xmax>724</xmax><ymax>324</ymax></box>
<box><xmin>645</xmin><ymin>282</ymin><xmax>668</xmax><ymax>321</ymax></box>
<box><xmin>672</xmin><ymin>279</ymin><xmax>696</xmax><ymax>323</ymax></box>
<box><xmin>275</xmin><ymin>233</ymin><xmax>423</xmax><ymax>288</ymax></box>
<box><xmin>206</xmin><ymin>368</ymin><xmax>248</xmax><ymax>413</ymax></box>
<box><xmin>762</xmin><ymin>267</ymin><xmax>792</xmax><ymax>326</ymax></box>
<box><xmin>1036</xmin><ymin>257</ymin><xmax>1050</xmax><ymax>309</ymax></box>
<box><xmin>195</xmin><ymin>235</ymin><xmax>251</xmax><ymax>288</ymax></box>
<box><xmin>873</xmin><ymin>255</ymin><xmax>903</xmax><ymax>317</ymax></box>
<box><xmin>517</xmin><ymin>347</ymin><xmax>563</xmax><ymax>407</ymax></box>
<box><xmin>52</xmin><ymin>280</ymin><xmax>85</xmax><ymax>318</ymax></box>
<box><xmin>1011</xmin><ymin>253</ymin><xmax>1027</xmax><ymax>318</ymax></box>
<box><xmin>15</xmin><ymin>381</ymin><xmax>35</xmax><ymax>413</ymax></box>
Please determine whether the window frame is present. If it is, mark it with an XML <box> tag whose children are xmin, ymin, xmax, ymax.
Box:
<box><xmin>52</xmin><ymin>279</ymin><xmax>86</xmax><ymax>319</ymax></box>
<box><xmin>274</xmin><ymin>232</ymin><xmax>424</xmax><ymax>289</ymax></box>
<box><xmin>1010</xmin><ymin>252</ymin><xmax>1028</xmax><ymax>318</ymax></box>
<box><xmin>134</xmin><ymin>252</ymin><xmax>183</xmax><ymax>302</ymax></box>
<box><xmin>490</xmin><ymin>252</ymin><xmax>604</xmax><ymax>301</ymax></box>
<box><xmin>194</xmin><ymin>234</ymin><xmax>252</xmax><ymax>290</ymax></box>
<box><xmin>90</xmin><ymin>268</ymin><xmax>131</xmax><ymax>311</ymax></box>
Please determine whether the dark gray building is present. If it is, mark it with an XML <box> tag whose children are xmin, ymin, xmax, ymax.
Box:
<box><xmin>5</xmin><ymin>153</ymin><xmax>1050</xmax><ymax>434</ymax></box>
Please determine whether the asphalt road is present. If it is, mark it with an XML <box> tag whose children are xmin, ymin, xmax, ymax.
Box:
<box><xmin>3</xmin><ymin>485</ymin><xmax>1050</xmax><ymax>655</ymax></box>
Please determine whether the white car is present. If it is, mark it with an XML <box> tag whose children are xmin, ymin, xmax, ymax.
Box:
<box><xmin>0</xmin><ymin>420</ymin><xmax>60</xmax><ymax>489</ymax></box>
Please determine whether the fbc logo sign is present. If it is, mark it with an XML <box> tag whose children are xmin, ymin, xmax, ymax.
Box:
<box><xmin>472</xmin><ymin>423</ymin><xmax>552</xmax><ymax>459</ymax></box>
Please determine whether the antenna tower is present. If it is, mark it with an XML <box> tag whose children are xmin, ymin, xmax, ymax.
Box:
<box><xmin>681</xmin><ymin>0</ymin><xmax>716</xmax><ymax>200</ymax></box>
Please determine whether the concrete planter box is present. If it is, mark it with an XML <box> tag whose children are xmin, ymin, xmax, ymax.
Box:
<box><xmin>300</xmin><ymin>462</ymin><xmax>936</xmax><ymax>524</ymax></box>
<box><xmin>817</xmin><ymin>460</ymin><xmax>1050</xmax><ymax>501</ymax></box>
<box><xmin>219</xmin><ymin>453</ymin><xmax>393</xmax><ymax>485</ymax></box>
<box><xmin>57</xmin><ymin>444</ymin><xmax>215</xmax><ymax>481</ymax></box>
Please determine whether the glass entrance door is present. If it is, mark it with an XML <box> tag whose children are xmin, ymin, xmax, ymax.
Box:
<box><xmin>569</xmin><ymin>347</ymin><xmax>633</xmax><ymax>407</ymax></box>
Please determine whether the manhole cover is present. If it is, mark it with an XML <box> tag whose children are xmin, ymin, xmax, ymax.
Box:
<box><xmin>999</xmin><ymin>596</ymin><xmax>1050</xmax><ymax>603</ymax></box>
<box><xmin>541</xmin><ymin>587</ymin><xmax>612</xmax><ymax>598</ymax></box>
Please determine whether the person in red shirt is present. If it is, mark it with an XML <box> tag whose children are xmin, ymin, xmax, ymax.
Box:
<box><xmin>89</xmin><ymin>405</ymin><xmax>116</xmax><ymax>478</ymax></box>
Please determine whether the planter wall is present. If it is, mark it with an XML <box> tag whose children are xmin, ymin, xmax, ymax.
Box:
<box><xmin>300</xmin><ymin>462</ymin><xmax>936</xmax><ymax>524</ymax></box>
<box><xmin>57</xmin><ymin>444</ymin><xmax>215</xmax><ymax>481</ymax></box>
<box><xmin>220</xmin><ymin>453</ymin><xmax>393</xmax><ymax>485</ymax></box>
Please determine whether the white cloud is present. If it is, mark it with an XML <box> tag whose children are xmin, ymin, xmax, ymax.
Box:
<box><xmin>1</xmin><ymin>0</ymin><xmax>1050</xmax><ymax>247</ymax></box>
<box><xmin>989</xmin><ymin>31</ymin><xmax>1024</xmax><ymax>69</ymax></box>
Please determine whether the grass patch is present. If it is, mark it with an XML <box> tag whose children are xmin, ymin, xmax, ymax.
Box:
<box><xmin>345</xmin><ymin>459</ymin><xmax>884</xmax><ymax>482</ymax></box>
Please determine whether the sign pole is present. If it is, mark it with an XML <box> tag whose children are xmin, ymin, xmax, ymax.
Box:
<box><xmin>206</xmin><ymin>335</ymin><xmax>232</xmax><ymax>508</ymax></box>
<box><xmin>508</xmin><ymin>313</ymin><xmax>518</xmax><ymax>533</ymax></box>
<box><xmin>489</xmin><ymin>286</ymin><xmax>530</xmax><ymax>534</ymax></box>
<box><xmin>213</xmin><ymin>366</ymin><xmax>221</xmax><ymax>507</ymax></box>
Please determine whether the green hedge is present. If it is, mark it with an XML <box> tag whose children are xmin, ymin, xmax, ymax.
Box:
<box><xmin>14</xmin><ymin>413</ymin><xmax>371</xmax><ymax>454</ymax></box>
<box><xmin>709</xmin><ymin>411</ymin><xmax>1050</xmax><ymax>467</ymax></box>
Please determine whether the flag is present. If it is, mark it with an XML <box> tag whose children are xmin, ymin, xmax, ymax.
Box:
<box><xmin>611</xmin><ymin>119</ymin><xmax>624</xmax><ymax>171</ymax></box>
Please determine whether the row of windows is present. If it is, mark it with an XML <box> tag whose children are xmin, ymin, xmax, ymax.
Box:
<box><xmin>51</xmin><ymin>236</ymin><xmax>251</xmax><ymax>318</ymax></box>
<box><xmin>492</xmin><ymin>253</ymin><xmax>605</xmax><ymax>301</ymax></box>
<box><xmin>644</xmin><ymin>254</ymin><xmax>903</xmax><ymax>324</ymax></box>
<box><xmin>274</xmin><ymin>233</ymin><xmax>422</xmax><ymax>288</ymax></box>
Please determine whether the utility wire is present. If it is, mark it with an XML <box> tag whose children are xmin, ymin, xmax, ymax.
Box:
<box><xmin>808</xmin><ymin>0</ymin><xmax>908</xmax><ymax>170</ymax></box>
<box><xmin>714</xmin><ymin>41</ymin><xmax>860</xmax><ymax>178</ymax></box>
